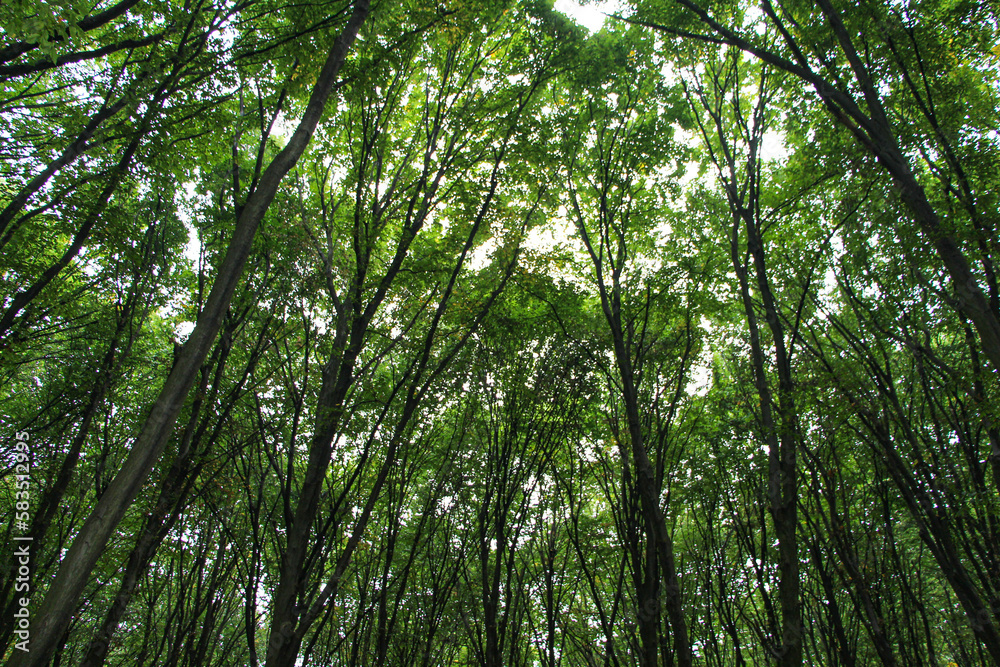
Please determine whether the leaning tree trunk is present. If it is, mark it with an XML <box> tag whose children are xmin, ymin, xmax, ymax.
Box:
<box><xmin>12</xmin><ymin>4</ymin><xmax>370</xmax><ymax>664</ymax></box>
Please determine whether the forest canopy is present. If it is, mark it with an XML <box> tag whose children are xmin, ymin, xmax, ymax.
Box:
<box><xmin>1</xmin><ymin>0</ymin><xmax>999</xmax><ymax>665</ymax></box>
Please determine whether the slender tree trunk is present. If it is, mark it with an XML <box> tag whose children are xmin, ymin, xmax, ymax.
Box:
<box><xmin>872</xmin><ymin>424</ymin><xmax>1000</xmax><ymax>664</ymax></box>
<box><xmin>78</xmin><ymin>331</ymin><xmax>237</xmax><ymax>667</ymax></box>
<box><xmin>743</xmin><ymin>212</ymin><xmax>802</xmax><ymax>667</ymax></box>
<box><xmin>606</xmin><ymin>296</ymin><xmax>692</xmax><ymax>667</ymax></box>
<box><xmin>728</xmin><ymin>209</ymin><xmax>802</xmax><ymax>666</ymax></box>
<box><xmin>635</xmin><ymin>538</ymin><xmax>660</xmax><ymax>667</ymax></box>
<box><xmin>574</xmin><ymin>193</ymin><xmax>692</xmax><ymax>667</ymax></box>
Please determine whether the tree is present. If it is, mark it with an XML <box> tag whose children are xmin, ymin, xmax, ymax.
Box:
<box><xmin>3</xmin><ymin>0</ymin><xmax>1000</xmax><ymax>664</ymax></box>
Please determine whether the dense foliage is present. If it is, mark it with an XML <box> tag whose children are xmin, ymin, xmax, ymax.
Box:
<box><xmin>2</xmin><ymin>0</ymin><xmax>999</xmax><ymax>665</ymax></box>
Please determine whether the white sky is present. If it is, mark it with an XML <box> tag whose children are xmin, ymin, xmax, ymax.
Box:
<box><xmin>554</xmin><ymin>0</ymin><xmax>625</xmax><ymax>33</ymax></box>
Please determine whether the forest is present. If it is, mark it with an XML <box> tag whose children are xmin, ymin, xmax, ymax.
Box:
<box><xmin>1</xmin><ymin>0</ymin><xmax>998</xmax><ymax>664</ymax></box>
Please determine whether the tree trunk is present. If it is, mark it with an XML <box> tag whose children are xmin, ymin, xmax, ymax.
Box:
<box><xmin>10</xmin><ymin>4</ymin><xmax>369</xmax><ymax>663</ymax></box>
